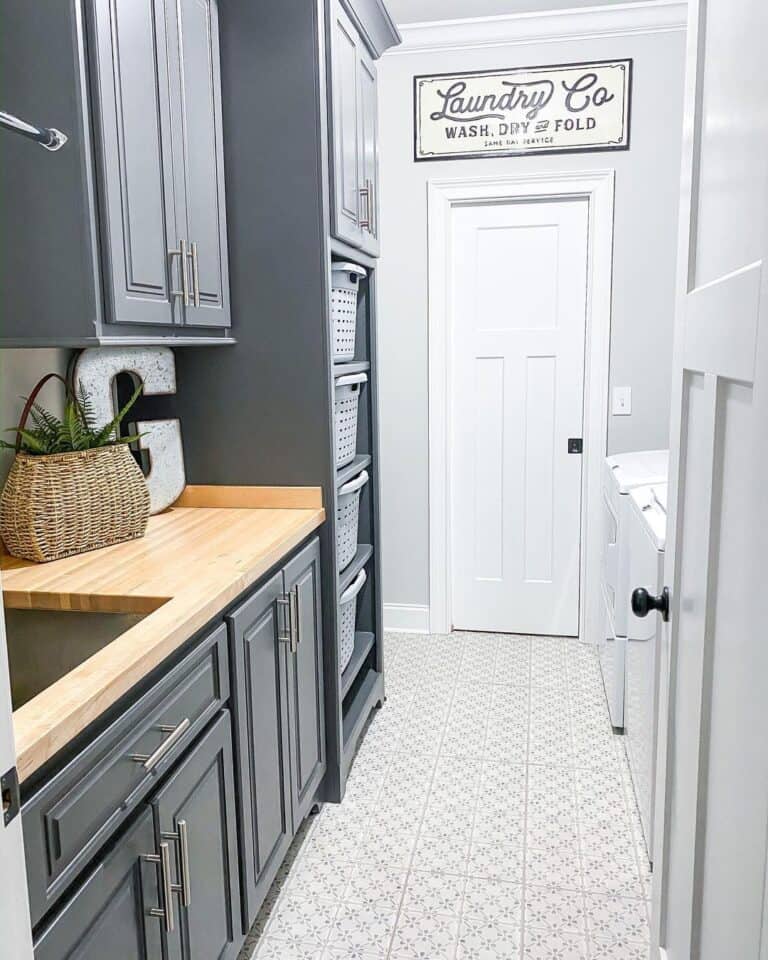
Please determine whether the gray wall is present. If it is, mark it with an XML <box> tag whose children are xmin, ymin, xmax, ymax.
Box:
<box><xmin>377</xmin><ymin>28</ymin><xmax>686</xmax><ymax>611</ymax></box>
<box><xmin>0</xmin><ymin>351</ymin><xmax>70</xmax><ymax>485</ymax></box>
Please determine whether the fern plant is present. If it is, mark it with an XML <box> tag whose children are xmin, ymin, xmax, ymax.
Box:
<box><xmin>1</xmin><ymin>380</ymin><xmax>144</xmax><ymax>455</ymax></box>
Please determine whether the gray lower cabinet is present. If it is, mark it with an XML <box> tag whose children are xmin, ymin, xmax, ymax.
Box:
<box><xmin>33</xmin><ymin>807</ymin><xmax>162</xmax><ymax>960</ymax></box>
<box><xmin>26</xmin><ymin>537</ymin><xmax>326</xmax><ymax>954</ymax></box>
<box><xmin>284</xmin><ymin>538</ymin><xmax>326</xmax><ymax>824</ymax></box>
<box><xmin>227</xmin><ymin>536</ymin><xmax>325</xmax><ymax>931</ymax></box>
<box><xmin>329</xmin><ymin>0</ymin><xmax>382</xmax><ymax>257</ymax></box>
<box><xmin>151</xmin><ymin>711</ymin><xmax>241</xmax><ymax>960</ymax></box>
<box><xmin>227</xmin><ymin>571</ymin><xmax>294</xmax><ymax>932</ymax></box>
<box><xmin>34</xmin><ymin>712</ymin><xmax>240</xmax><ymax>960</ymax></box>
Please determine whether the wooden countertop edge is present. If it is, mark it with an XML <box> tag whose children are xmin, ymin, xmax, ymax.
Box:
<box><xmin>12</xmin><ymin>505</ymin><xmax>325</xmax><ymax>783</ymax></box>
<box><xmin>173</xmin><ymin>484</ymin><xmax>323</xmax><ymax>510</ymax></box>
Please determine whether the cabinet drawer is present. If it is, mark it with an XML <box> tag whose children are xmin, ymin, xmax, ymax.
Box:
<box><xmin>24</xmin><ymin>623</ymin><xmax>229</xmax><ymax>929</ymax></box>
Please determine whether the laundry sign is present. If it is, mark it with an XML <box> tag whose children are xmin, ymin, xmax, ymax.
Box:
<box><xmin>414</xmin><ymin>59</ymin><xmax>632</xmax><ymax>161</ymax></box>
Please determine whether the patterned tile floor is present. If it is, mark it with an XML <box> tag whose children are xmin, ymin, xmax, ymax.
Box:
<box><xmin>240</xmin><ymin>632</ymin><xmax>651</xmax><ymax>959</ymax></box>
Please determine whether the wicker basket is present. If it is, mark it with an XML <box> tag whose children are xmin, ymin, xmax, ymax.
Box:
<box><xmin>0</xmin><ymin>374</ymin><xmax>150</xmax><ymax>563</ymax></box>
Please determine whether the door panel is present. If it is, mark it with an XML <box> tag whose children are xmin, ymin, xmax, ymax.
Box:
<box><xmin>450</xmin><ymin>199</ymin><xmax>589</xmax><ymax>636</ymax></box>
<box><xmin>34</xmin><ymin>808</ymin><xmax>161</xmax><ymax>960</ymax></box>
<box><xmin>167</xmin><ymin>0</ymin><xmax>230</xmax><ymax>327</ymax></box>
<box><xmin>625</xmin><ymin>520</ymin><xmax>663</xmax><ymax>860</ymax></box>
<box><xmin>227</xmin><ymin>572</ymin><xmax>293</xmax><ymax>931</ymax></box>
<box><xmin>91</xmin><ymin>0</ymin><xmax>179</xmax><ymax>326</ymax></box>
<box><xmin>358</xmin><ymin>49</ymin><xmax>379</xmax><ymax>256</ymax></box>
<box><xmin>283</xmin><ymin>539</ymin><xmax>326</xmax><ymax>824</ymax></box>
<box><xmin>0</xmin><ymin>585</ymin><xmax>32</xmax><ymax>959</ymax></box>
<box><xmin>153</xmin><ymin>712</ymin><xmax>240</xmax><ymax>960</ymax></box>
<box><xmin>653</xmin><ymin>0</ymin><xmax>768</xmax><ymax>956</ymax></box>
<box><xmin>330</xmin><ymin>0</ymin><xmax>362</xmax><ymax>248</ymax></box>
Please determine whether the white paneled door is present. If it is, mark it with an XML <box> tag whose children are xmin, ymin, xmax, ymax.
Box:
<box><xmin>450</xmin><ymin>198</ymin><xmax>589</xmax><ymax>636</ymax></box>
<box><xmin>0</xmin><ymin>577</ymin><xmax>33</xmax><ymax>957</ymax></box>
<box><xmin>652</xmin><ymin>0</ymin><xmax>768</xmax><ymax>956</ymax></box>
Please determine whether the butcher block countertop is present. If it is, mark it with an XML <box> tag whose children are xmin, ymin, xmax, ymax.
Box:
<box><xmin>1</xmin><ymin>486</ymin><xmax>325</xmax><ymax>782</ymax></box>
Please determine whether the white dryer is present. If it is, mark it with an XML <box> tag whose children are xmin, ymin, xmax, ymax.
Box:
<box><xmin>599</xmin><ymin>450</ymin><xmax>668</xmax><ymax>728</ymax></box>
<box><xmin>625</xmin><ymin>482</ymin><xmax>668</xmax><ymax>864</ymax></box>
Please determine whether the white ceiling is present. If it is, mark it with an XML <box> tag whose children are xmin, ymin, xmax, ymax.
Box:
<box><xmin>387</xmin><ymin>0</ymin><xmax>629</xmax><ymax>25</ymax></box>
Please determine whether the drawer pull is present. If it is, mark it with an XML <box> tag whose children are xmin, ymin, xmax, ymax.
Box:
<box><xmin>145</xmin><ymin>841</ymin><xmax>175</xmax><ymax>933</ymax></box>
<box><xmin>130</xmin><ymin>718</ymin><xmax>191</xmax><ymax>771</ymax></box>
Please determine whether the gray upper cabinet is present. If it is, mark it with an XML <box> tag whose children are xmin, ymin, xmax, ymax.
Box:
<box><xmin>91</xmin><ymin>0</ymin><xmax>181</xmax><ymax>328</ymax></box>
<box><xmin>151</xmin><ymin>711</ymin><xmax>241</xmax><ymax>960</ymax></box>
<box><xmin>165</xmin><ymin>0</ymin><xmax>230</xmax><ymax>327</ymax></box>
<box><xmin>93</xmin><ymin>0</ymin><xmax>230</xmax><ymax>330</ymax></box>
<box><xmin>284</xmin><ymin>538</ymin><xmax>326</xmax><ymax>824</ymax></box>
<box><xmin>0</xmin><ymin>0</ymin><xmax>231</xmax><ymax>345</ymax></box>
<box><xmin>330</xmin><ymin>0</ymin><xmax>364</xmax><ymax>250</ymax></box>
<box><xmin>227</xmin><ymin>571</ymin><xmax>294</xmax><ymax>932</ymax></box>
<box><xmin>357</xmin><ymin>48</ymin><xmax>380</xmax><ymax>256</ymax></box>
<box><xmin>328</xmin><ymin>0</ymin><xmax>397</xmax><ymax>257</ymax></box>
<box><xmin>33</xmin><ymin>808</ymin><xmax>162</xmax><ymax>960</ymax></box>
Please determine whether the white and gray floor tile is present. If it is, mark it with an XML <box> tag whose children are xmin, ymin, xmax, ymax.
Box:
<box><xmin>241</xmin><ymin>632</ymin><xmax>651</xmax><ymax>960</ymax></box>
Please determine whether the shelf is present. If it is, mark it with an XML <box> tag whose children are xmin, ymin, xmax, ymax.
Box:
<box><xmin>341</xmin><ymin>632</ymin><xmax>375</xmax><ymax>699</ymax></box>
<box><xmin>338</xmin><ymin>544</ymin><xmax>373</xmax><ymax>592</ymax></box>
<box><xmin>336</xmin><ymin>454</ymin><xmax>372</xmax><ymax>489</ymax></box>
<box><xmin>333</xmin><ymin>361</ymin><xmax>370</xmax><ymax>377</ymax></box>
<box><xmin>342</xmin><ymin>667</ymin><xmax>383</xmax><ymax>772</ymax></box>
<box><xmin>330</xmin><ymin>237</ymin><xmax>377</xmax><ymax>271</ymax></box>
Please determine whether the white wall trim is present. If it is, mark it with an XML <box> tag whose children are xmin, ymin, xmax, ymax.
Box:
<box><xmin>427</xmin><ymin>170</ymin><xmax>615</xmax><ymax>640</ymax></box>
<box><xmin>383</xmin><ymin>603</ymin><xmax>431</xmax><ymax>634</ymax></box>
<box><xmin>390</xmin><ymin>1</ymin><xmax>686</xmax><ymax>54</ymax></box>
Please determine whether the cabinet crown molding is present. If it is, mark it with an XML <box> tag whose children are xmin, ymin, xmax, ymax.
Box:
<box><xmin>389</xmin><ymin>0</ymin><xmax>687</xmax><ymax>54</ymax></box>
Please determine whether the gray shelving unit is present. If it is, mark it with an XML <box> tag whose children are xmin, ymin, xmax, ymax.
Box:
<box><xmin>172</xmin><ymin>0</ymin><xmax>399</xmax><ymax>803</ymax></box>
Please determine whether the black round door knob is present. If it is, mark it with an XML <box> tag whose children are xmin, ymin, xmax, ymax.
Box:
<box><xmin>632</xmin><ymin>586</ymin><xmax>670</xmax><ymax>622</ymax></box>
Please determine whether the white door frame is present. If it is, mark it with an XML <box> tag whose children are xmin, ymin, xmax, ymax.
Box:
<box><xmin>427</xmin><ymin>170</ymin><xmax>615</xmax><ymax>639</ymax></box>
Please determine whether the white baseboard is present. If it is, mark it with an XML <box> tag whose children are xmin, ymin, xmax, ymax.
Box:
<box><xmin>383</xmin><ymin>603</ymin><xmax>431</xmax><ymax>634</ymax></box>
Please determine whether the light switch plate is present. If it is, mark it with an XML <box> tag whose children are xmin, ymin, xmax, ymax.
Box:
<box><xmin>613</xmin><ymin>386</ymin><xmax>632</xmax><ymax>416</ymax></box>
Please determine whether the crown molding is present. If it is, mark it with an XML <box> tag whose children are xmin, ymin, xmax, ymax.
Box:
<box><xmin>388</xmin><ymin>1</ymin><xmax>687</xmax><ymax>55</ymax></box>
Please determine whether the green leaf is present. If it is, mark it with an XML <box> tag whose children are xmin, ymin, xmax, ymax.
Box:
<box><xmin>15</xmin><ymin>429</ymin><xmax>48</xmax><ymax>454</ymax></box>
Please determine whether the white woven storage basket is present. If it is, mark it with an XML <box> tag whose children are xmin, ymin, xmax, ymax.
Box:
<box><xmin>334</xmin><ymin>372</ymin><xmax>367</xmax><ymax>468</ymax></box>
<box><xmin>336</xmin><ymin>469</ymin><xmax>369</xmax><ymax>571</ymax></box>
<box><xmin>331</xmin><ymin>263</ymin><xmax>366</xmax><ymax>361</ymax></box>
<box><xmin>339</xmin><ymin>568</ymin><xmax>367</xmax><ymax>674</ymax></box>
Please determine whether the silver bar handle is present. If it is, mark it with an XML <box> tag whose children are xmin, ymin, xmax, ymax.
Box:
<box><xmin>359</xmin><ymin>183</ymin><xmax>370</xmax><ymax>229</ymax></box>
<box><xmin>162</xmin><ymin>819</ymin><xmax>192</xmax><ymax>908</ymax></box>
<box><xmin>177</xmin><ymin>820</ymin><xmax>191</xmax><ymax>907</ymax></box>
<box><xmin>290</xmin><ymin>587</ymin><xmax>300</xmax><ymax>652</ymax></box>
<box><xmin>130</xmin><ymin>717</ymin><xmax>191</xmax><ymax>771</ymax></box>
<box><xmin>188</xmin><ymin>242</ymin><xmax>201</xmax><ymax>308</ymax></box>
<box><xmin>277</xmin><ymin>595</ymin><xmax>292</xmax><ymax>646</ymax></box>
<box><xmin>0</xmin><ymin>110</ymin><xmax>67</xmax><ymax>151</ymax></box>
<box><xmin>145</xmin><ymin>841</ymin><xmax>175</xmax><ymax>933</ymax></box>
<box><xmin>169</xmin><ymin>239</ymin><xmax>191</xmax><ymax>307</ymax></box>
<box><xmin>368</xmin><ymin>178</ymin><xmax>375</xmax><ymax>236</ymax></box>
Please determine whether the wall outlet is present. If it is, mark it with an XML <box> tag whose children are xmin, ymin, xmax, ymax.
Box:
<box><xmin>613</xmin><ymin>386</ymin><xmax>632</xmax><ymax>416</ymax></box>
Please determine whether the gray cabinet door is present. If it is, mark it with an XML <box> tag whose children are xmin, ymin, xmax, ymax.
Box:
<box><xmin>283</xmin><ymin>538</ymin><xmax>326</xmax><ymax>824</ymax></box>
<box><xmin>152</xmin><ymin>711</ymin><xmax>241</xmax><ymax>960</ymax></box>
<box><xmin>227</xmin><ymin>572</ymin><xmax>293</xmax><ymax>931</ymax></box>
<box><xmin>165</xmin><ymin>0</ymin><xmax>231</xmax><ymax>328</ymax></box>
<box><xmin>91</xmin><ymin>0</ymin><xmax>181</xmax><ymax>327</ymax></box>
<box><xmin>330</xmin><ymin>0</ymin><xmax>364</xmax><ymax>249</ymax></box>
<box><xmin>33</xmin><ymin>807</ymin><xmax>162</xmax><ymax>960</ymax></box>
<box><xmin>357</xmin><ymin>48</ymin><xmax>380</xmax><ymax>257</ymax></box>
